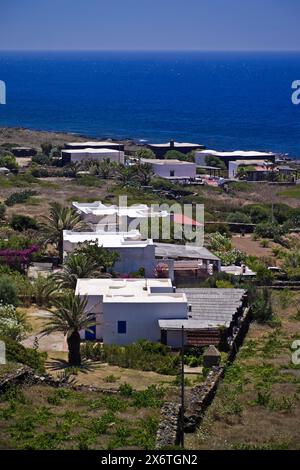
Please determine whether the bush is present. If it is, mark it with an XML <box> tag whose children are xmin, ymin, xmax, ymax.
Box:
<box><xmin>227</xmin><ymin>212</ymin><xmax>252</xmax><ymax>224</ymax></box>
<box><xmin>32</xmin><ymin>153</ymin><xmax>52</xmax><ymax>166</ymax></box>
<box><xmin>0</xmin><ymin>203</ymin><xmax>6</xmax><ymax>220</ymax></box>
<box><xmin>11</xmin><ymin>214</ymin><xmax>39</xmax><ymax>232</ymax></box>
<box><xmin>0</xmin><ymin>335</ymin><xmax>47</xmax><ymax>372</ymax></box>
<box><xmin>0</xmin><ymin>304</ymin><xmax>31</xmax><ymax>340</ymax></box>
<box><xmin>0</xmin><ymin>277</ymin><xmax>18</xmax><ymax>306</ymax></box>
<box><xmin>82</xmin><ymin>339</ymin><xmax>179</xmax><ymax>375</ymax></box>
<box><xmin>0</xmin><ymin>154</ymin><xmax>18</xmax><ymax>171</ymax></box>
<box><xmin>5</xmin><ymin>190</ymin><xmax>38</xmax><ymax>207</ymax></box>
<box><xmin>251</xmin><ymin>287</ymin><xmax>274</xmax><ymax>324</ymax></box>
<box><xmin>255</xmin><ymin>222</ymin><xmax>284</xmax><ymax>239</ymax></box>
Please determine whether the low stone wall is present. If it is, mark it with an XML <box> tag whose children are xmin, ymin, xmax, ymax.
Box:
<box><xmin>155</xmin><ymin>402</ymin><xmax>181</xmax><ymax>449</ymax></box>
<box><xmin>0</xmin><ymin>366</ymin><xmax>33</xmax><ymax>393</ymax></box>
<box><xmin>155</xmin><ymin>305</ymin><xmax>252</xmax><ymax>447</ymax></box>
<box><xmin>184</xmin><ymin>366</ymin><xmax>223</xmax><ymax>432</ymax></box>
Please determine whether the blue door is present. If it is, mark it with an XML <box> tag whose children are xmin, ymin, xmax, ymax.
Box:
<box><xmin>85</xmin><ymin>325</ymin><xmax>96</xmax><ymax>341</ymax></box>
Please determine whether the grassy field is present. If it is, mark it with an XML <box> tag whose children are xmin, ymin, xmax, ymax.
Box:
<box><xmin>186</xmin><ymin>290</ymin><xmax>300</xmax><ymax>450</ymax></box>
<box><xmin>0</xmin><ymin>382</ymin><xmax>163</xmax><ymax>450</ymax></box>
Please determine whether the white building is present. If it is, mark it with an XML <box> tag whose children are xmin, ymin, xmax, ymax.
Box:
<box><xmin>76</xmin><ymin>280</ymin><xmax>247</xmax><ymax>348</ymax></box>
<box><xmin>63</xmin><ymin>229</ymin><xmax>156</xmax><ymax>277</ymax></box>
<box><xmin>76</xmin><ymin>278</ymin><xmax>188</xmax><ymax>346</ymax></box>
<box><xmin>141</xmin><ymin>158</ymin><xmax>196</xmax><ymax>181</ymax></box>
<box><xmin>72</xmin><ymin>201</ymin><xmax>169</xmax><ymax>228</ymax></box>
<box><xmin>195</xmin><ymin>149</ymin><xmax>275</xmax><ymax>167</ymax></box>
<box><xmin>61</xmin><ymin>148</ymin><xmax>125</xmax><ymax>165</ymax></box>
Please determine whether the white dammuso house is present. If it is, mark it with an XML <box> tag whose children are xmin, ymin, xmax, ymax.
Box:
<box><xmin>76</xmin><ymin>279</ymin><xmax>247</xmax><ymax>349</ymax></box>
<box><xmin>63</xmin><ymin>229</ymin><xmax>156</xmax><ymax>277</ymax></box>
<box><xmin>75</xmin><ymin>278</ymin><xmax>188</xmax><ymax>346</ymax></box>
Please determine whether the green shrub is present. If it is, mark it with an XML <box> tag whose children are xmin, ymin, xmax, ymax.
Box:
<box><xmin>11</xmin><ymin>214</ymin><xmax>39</xmax><ymax>232</ymax></box>
<box><xmin>0</xmin><ymin>335</ymin><xmax>47</xmax><ymax>372</ymax></box>
<box><xmin>0</xmin><ymin>203</ymin><xmax>6</xmax><ymax>220</ymax></box>
<box><xmin>0</xmin><ymin>154</ymin><xmax>18</xmax><ymax>171</ymax></box>
<box><xmin>0</xmin><ymin>277</ymin><xmax>18</xmax><ymax>306</ymax></box>
<box><xmin>5</xmin><ymin>190</ymin><xmax>38</xmax><ymax>207</ymax></box>
<box><xmin>0</xmin><ymin>304</ymin><xmax>31</xmax><ymax>340</ymax></box>
<box><xmin>255</xmin><ymin>222</ymin><xmax>284</xmax><ymax>239</ymax></box>
<box><xmin>81</xmin><ymin>339</ymin><xmax>179</xmax><ymax>375</ymax></box>
<box><xmin>251</xmin><ymin>287</ymin><xmax>274</xmax><ymax>324</ymax></box>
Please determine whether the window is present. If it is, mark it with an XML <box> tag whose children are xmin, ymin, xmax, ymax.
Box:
<box><xmin>170</xmin><ymin>170</ymin><xmax>175</xmax><ymax>177</ymax></box>
<box><xmin>117</xmin><ymin>321</ymin><xmax>127</xmax><ymax>334</ymax></box>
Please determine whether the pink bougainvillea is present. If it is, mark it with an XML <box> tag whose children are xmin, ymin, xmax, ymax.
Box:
<box><xmin>0</xmin><ymin>245</ymin><xmax>39</xmax><ymax>269</ymax></box>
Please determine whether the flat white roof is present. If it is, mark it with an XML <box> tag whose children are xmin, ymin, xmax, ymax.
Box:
<box><xmin>63</xmin><ymin>230</ymin><xmax>153</xmax><ymax>248</ymax></box>
<box><xmin>66</xmin><ymin>141</ymin><xmax>122</xmax><ymax>147</ymax></box>
<box><xmin>149</xmin><ymin>142</ymin><xmax>202</xmax><ymax>148</ymax></box>
<box><xmin>76</xmin><ymin>278</ymin><xmax>186</xmax><ymax>304</ymax></box>
<box><xmin>72</xmin><ymin>201</ymin><xmax>169</xmax><ymax>218</ymax></box>
<box><xmin>142</xmin><ymin>158</ymin><xmax>195</xmax><ymax>165</ymax></box>
<box><xmin>62</xmin><ymin>148</ymin><xmax>121</xmax><ymax>154</ymax></box>
<box><xmin>196</xmin><ymin>150</ymin><xmax>275</xmax><ymax>158</ymax></box>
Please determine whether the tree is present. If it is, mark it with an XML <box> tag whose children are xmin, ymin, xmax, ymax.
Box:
<box><xmin>135</xmin><ymin>148</ymin><xmax>155</xmax><ymax>160</ymax></box>
<box><xmin>41</xmin><ymin>202</ymin><xmax>86</xmax><ymax>264</ymax></box>
<box><xmin>54</xmin><ymin>252</ymin><xmax>107</xmax><ymax>289</ymax></box>
<box><xmin>96</xmin><ymin>160</ymin><xmax>116</xmax><ymax>179</ymax></box>
<box><xmin>136</xmin><ymin>163</ymin><xmax>154</xmax><ymax>186</ymax></box>
<box><xmin>164</xmin><ymin>150</ymin><xmax>187</xmax><ymax>161</ymax></box>
<box><xmin>204</xmin><ymin>155</ymin><xmax>226</xmax><ymax>170</ymax></box>
<box><xmin>42</xmin><ymin>292</ymin><xmax>95</xmax><ymax>366</ymax></box>
<box><xmin>41</xmin><ymin>142</ymin><xmax>53</xmax><ymax>156</ymax></box>
<box><xmin>227</xmin><ymin>212</ymin><xmax>252</xmax><ymax>224</ymax></box>
<box><xmin>74</xmin><ymin>241</ymin><xmax>119</xmax><ymax>272</ymax></box>
<box><xmin>116</xmin><ymin>165</ymin><xmax>138</xmax><ymax>185</ymax></box>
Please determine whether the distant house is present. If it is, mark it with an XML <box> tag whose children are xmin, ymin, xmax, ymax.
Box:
<box><xmin>155</xmin><ymin>243</ymin><xmax>221</xmax><ymax>282</ymax></box>
<box><xmin>61</xmin><ymin>147</ymin><xmax>125</xmax><ymax>165</ymax></box>
<box><xmin>228</xmin><ymin>159</ymin><xmax>275</xmax><ymax>180</ymax></box>
<box><xmin>64</xmin><ymin>141</ymin><xmax>124</xmax><ymax>151</ymax></box>
<box><xmin>63</xmin><ymin>229</ymin><xmax>156</xmax><ymax>277</ymax></box>
<box><xmin>141</xmin><ymin>158</ymin><xmax>196</xmax><ymax>181</ymax></box>
<box><xmin>147</xmin><ymin>140</ymin><xmax>205</xmax><ymax>158</ymax></box>
<box><xmin>72</xmin><ymin>201</ymin><xmax>169</xmax><ymax>229</ymax></box>
<box><xmin>195</xmin><ymin>149</ymin><xmax>276</xmax><ymax>169</ymax></box>
<box><xmin>10</xmin><ymin>147</ymin><xmax>37</xmax><ymax>157</ymax></box>
<box><xmin>76</xmin><ymin>279</ymin><xmax>247</xmax><ymax>349</ymax></box>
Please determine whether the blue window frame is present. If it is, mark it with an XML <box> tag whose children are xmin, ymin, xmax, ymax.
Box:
<box><xmin>117</xmin><ymin>321</ymin><xmax>127</xmax><ymax>334</ymax></box>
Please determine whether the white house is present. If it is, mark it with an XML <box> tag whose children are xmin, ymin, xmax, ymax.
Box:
<box><xmin>76</xmin><ymin>280</ymin><xmax>247</xmax><ymax>348</ymax></box>
<box><xmin>195</xmin><ymin>149</ymin><xmax>275</xmax><ymax>168</ymax></box>
<box><xmin>61</xmin><ymin>148</ymin><xmax>125</xmax><ymax>165</ymax></box>
<box><xmin>72</xmin><ymin>201</ymin><xmax>169</xmax><ymax>229</ymax></box>
<box><xmin>141</xmin><ymin>158</ymin><xmax>196</xmax><ymax>181</ymax></box>
<box><xmin>76</xmin><ymin>278</ymin><xmax>188</xmax><ymax>346</ymax></box>
<box><xmin>63</xmin><ymin>229</ymin><xmax>156</xmax><ymax>277</ymax></box>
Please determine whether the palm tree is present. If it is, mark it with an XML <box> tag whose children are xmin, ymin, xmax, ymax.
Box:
<box><xmin>42</xmin><ymin>292</ymin><xmax>95</xmax><ymax>366</ymax></box>
<box><xmin>136</xmin><ymin>163</ymin><xmax>154</xmax><ymax>186</ymax></box>
<box><xmin>97</xmin><ymin>160</ymin><xmax>116</xmax><ymax>179</ymax></box>
<box><xmin>54</xmin><ymin>252</ymin><xmax>107</xmax><ymax>289</ymax></box>
<box><xmin>41</xmin><ymin>202</ymin><xmax>85</xmax><ymax>264</ymax></box>
<box><xmin>116</xmin><ymin>165</ymin><xmax>138</xmax><ymax>185</ymax></box>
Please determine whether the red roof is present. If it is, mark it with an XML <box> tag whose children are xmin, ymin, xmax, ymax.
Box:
<box><xmin>173</xmin><ymin>213</ymin><xmax>202</xmax><ymax>227</ymax></box>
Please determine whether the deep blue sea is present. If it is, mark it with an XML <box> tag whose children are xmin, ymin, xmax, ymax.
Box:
<box><xmin>1</xmin><ymin>51</ymin><xmax>300</xmax><ymax>156</ymax></box>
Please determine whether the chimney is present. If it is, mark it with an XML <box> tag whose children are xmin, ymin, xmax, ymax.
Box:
<box><xmin>170</xmin><ymin>140</ymin><xmax>175</xmax><ymax>149</ymax></box>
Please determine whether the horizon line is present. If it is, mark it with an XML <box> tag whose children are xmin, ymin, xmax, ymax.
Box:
<box><xmin>1</xmin><ymin>48</ymin><xmax>300</xmax><ymax>53</ymax></box>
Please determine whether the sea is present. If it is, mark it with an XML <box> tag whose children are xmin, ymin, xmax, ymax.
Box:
<box><xmin>0</xmin><ymin>51</ymin><xmax>300</xmax><ymax>156</ymax></box>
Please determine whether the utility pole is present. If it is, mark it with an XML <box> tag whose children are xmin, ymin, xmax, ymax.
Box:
<box><xmin>180</xmin><ymin>325</ymin><xmax>185</xmax><ymax>448</ymax></box>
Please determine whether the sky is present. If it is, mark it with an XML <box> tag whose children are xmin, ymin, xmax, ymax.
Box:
<box><xmin>0</xmin><ymin>0</ymin><xmax>300</xmax><ymax>51</ymax></box>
